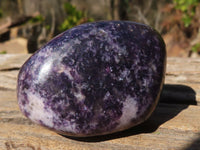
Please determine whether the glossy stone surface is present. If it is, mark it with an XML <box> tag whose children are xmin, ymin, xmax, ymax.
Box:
<box><xmin>17</xmin><ymin>21</ymin><xmax>166</xmax><ymax>137</ymax></box>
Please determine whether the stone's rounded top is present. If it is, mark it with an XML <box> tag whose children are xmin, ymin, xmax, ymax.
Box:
<box><xmin>17</xmin><ymin>21</ymin><xmax>166</xmax><ymax>137</ymax></box>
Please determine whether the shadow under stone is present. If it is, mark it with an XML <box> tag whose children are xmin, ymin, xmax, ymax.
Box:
<box><xmin>160</xmin><ymin>84</ymin><xmax>197</xmax><ymax>105</ymax></box>
<box><xmin>184</xmin><ymin>133</ymin><xmax>200</xmax><ymax>150</ymax></box>
<box><xmin>62</xmin><ymin>84</ymin><xmax>197</xmax><ymax>142</ymax></box>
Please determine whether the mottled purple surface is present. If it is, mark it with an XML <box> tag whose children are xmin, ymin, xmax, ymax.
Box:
<box><xmin>17</xmin><ymin>21</ymin><xmax>166</xmax><ymax>137</ymax></box>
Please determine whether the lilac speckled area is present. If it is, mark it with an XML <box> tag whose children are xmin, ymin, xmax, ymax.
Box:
<box><xmin>17</xmin><ymin>21</ymin><xmax>166</xmax><ymax>137</ymax></box>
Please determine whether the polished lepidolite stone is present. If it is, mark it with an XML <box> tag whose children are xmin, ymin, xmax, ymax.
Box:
<box><xmin>17</xmin><ymin>21</ymin><xmax>166</xmax><ymax>137</ymax></box>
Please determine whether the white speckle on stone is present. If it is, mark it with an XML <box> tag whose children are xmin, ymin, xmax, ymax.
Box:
<box><xmin>120</xmin><ymin>46</ymin><xmax>128</xmax><ymax>56</ymax></box>
<box><xmin>87</xmin><ymin>41</ymin><xmax>93</xmax><ymax>47</ymax></box>
<box><xmin>74</xmin><ymin>38</ymin><xmax>81</xmax><ymax>45</ymax></box>
<box><xmin>99</xmin><ymin>29</ymin><xmax>107</xmax><ymax>36</ymax></box>
<box><xmin>74</xmin><ymin>84</ymin><xmax>86</xmax><ymax>102</ymax></box>
<box><xmin>142</xmin><ymin>78</ymin><xmax>148</xmax><ymax>87</ymax></box>
<box><xmin>105</xmin><ymin>45</ymin><xmax>109</xmax><ymax>51</ymax></box>
<box><xmin>74</xmin><ymin>91</ymin><xmax>85</xmax><ymax>102</ymax></box>
<box><xmin>126</xmin><ymin>76</ymin><xmax>132</xmax><ymax>83</ymax></box>
<box><xmin>151</xmin><ymin>64</ymin><xmax>157</xmax><ymax>72</ymax></box>
<box><xmin>114</xmin><ymin>55</ymin><xmax>120</xmax><ymax>64</ymax></box>
<box><xmin>59</xmin><ymin>122</ymin><xmax>77</xmax><ymax>134</ymax></box>
<box><xmin>19</xmin><ymin>71</ymin><xmax>26</xmax><ymax>81</ymax></box>
<box><xmin>82</xmin><ymin>33</ymin><xmax>89</xmax><ymax>38</ymax></box>
<box><xmin>118</xmin><ymin>95</ymin><xmax>138</xmax><ymax>128</ymax></box>
<box><xmin>104</xmin><ymin>91</ymin><xmax>111</xmax><ymax>100</ymax></box>
<box><xmin>100</xmin><ymin>43</ymin><xmax>104</xmax><ymax>48</ymax></box>
<box><xmin>118</xmin><ymin>68</ymin><xmax>130</xmax><ymax>81</ymax></box>
<box><xmin>147</xmin><ymin>40</ymin><xmax>151</xmax><ymax>46</ymax></box>
<box><xmin>81</xmin><ymin>82</ymin><xmax>89</xmax><ymax>89</ymax></box>
<box><xmin>118</xmin><ymin>77</ymin><xmax>123</xmax><ymax>81</ymax></box>
<box><xmin>89</xmin><ymin>28</ymin><xmax>97</xmax><ymax>35</ymax></box>
<box><xmin>102</xmin><ymin>54</ymin><xmax>111</xmax><ymax>62</ymax></box>
<box><xmin>25</xmin><ymin>92</ymin><xmax>54</xmax><ymax>128</ymax></box>
<box><xmin>113</xmin><ymin>44</ymin><xmax>127</xmax><ymax>56</ymax></box>
<box><xmin>61</xmin><ymin>65</ymin><xmax>73</xmax><ymax>80</ymax></box>
<box><xmin>148</xmin><ymin>61</ymin><xmax>157</xmax><ymax>73</ymax></box>
<box><xmin>62</xmin><ymin>41</ymin><xmax>75</xmax><ymax>54</ymax></box>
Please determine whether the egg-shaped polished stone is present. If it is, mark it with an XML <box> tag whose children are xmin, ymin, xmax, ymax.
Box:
<box><xmin>17</xmin><ymin>21</ymin><xmax>166</xmax><ymax>137</ymax></box>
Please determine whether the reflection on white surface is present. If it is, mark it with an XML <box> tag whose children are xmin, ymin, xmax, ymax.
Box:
<box><xmin>37</xmin><ymin>59</ymin><xmax>53</xmax><ymax>84</ymax></box>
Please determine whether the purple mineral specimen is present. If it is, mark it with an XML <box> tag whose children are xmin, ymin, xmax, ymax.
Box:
<box><xmin>17</xmin><ymin>21</ymin><xmax>166</xmax><ymax>137</ymax></box>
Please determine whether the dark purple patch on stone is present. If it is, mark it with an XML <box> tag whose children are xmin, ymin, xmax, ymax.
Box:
<box><xmin>17</xmin><ymin>21</ymin><xmax>166</xmax><ymax>137</ymax></box>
